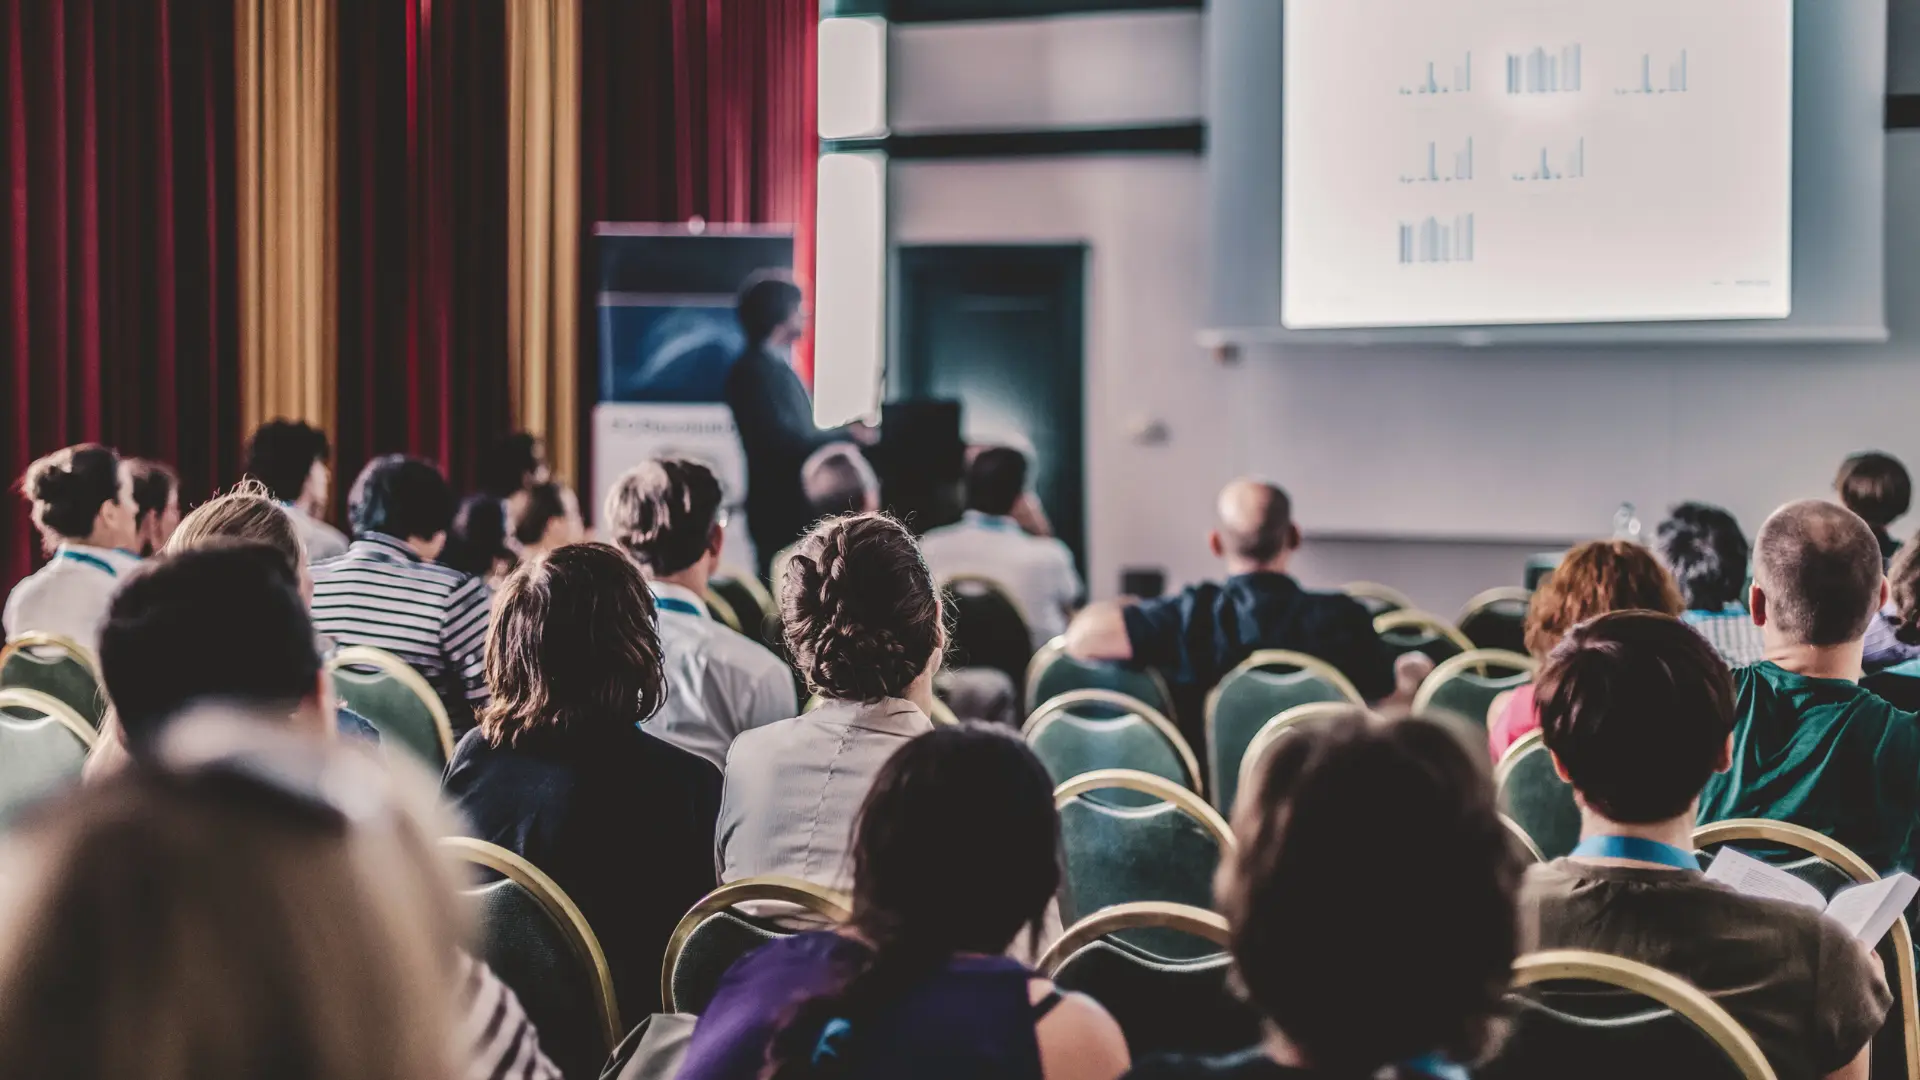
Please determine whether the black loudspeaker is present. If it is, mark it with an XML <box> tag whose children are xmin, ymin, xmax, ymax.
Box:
<box><xmin>1120</xmin><ymin>568</ymin><xmax>1167</xmax><ymax>599</ymax></box>
<box><xmin>872</xmin><ymin>399</ymin><xmax>966</xmax><ymax>535</ymax></box>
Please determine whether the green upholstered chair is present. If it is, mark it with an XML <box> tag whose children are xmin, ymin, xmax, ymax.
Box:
<box><xmin>325</xmin><ymin>646</ymin><xmax>456</xmax><ymax>769</ymax></box>
<box><xmin>1342</xmin><ymin>581</ymin><xmax>1416</xmax><ymax>619</ymax></box>
<box><xmin>1025</xmin><ymin>637</ymin><xmax>1177</xmax><ymax>723</ymax></box>
<box><xmin>1205</xmin><ymin>650</ymin><xmax>1363</xmax><ymax>813</ymax></box>
<box><xmin>1412</xmin><ymin>649</ymin><xmax>1536</xmax><ymax>731</ymax></box>
<box><xmin>1458</xmin><ymin>587</ymin><xmax>1533</xmax><ymax>654</ymax></box>
<box><xmin>1373</xmin><ymin>609</ymin><xmax>1473</xmax><ymax>665</ymax></box>
<box><xmin>1495</xmin><ymin>732</ymin><xmax>1581</xmax><ymax>860</ymax></box>
<box><xmin>659</xmin><ymin>876</ymin><xmax>851</xmax><ymax>1015</ymax></box>
<box><xmin>1023</xmin><ymin>690</ymin><xmax>1201</xmax><ymax>804</ymax></box>
<box><xmin>0</xmin><ymin>632</ymin><xmax>107</xmax><ymax>728</ymax></box>
<box><xmin>1502</xmin><ymin>814</ymin><xmax>1546</xmax><ymax>864</ymax></box>
<box><xmin>1055</xmin><ymin>770</ymin><xmax>1233</xmax><ymax>961</ymax></box>
<box><xmin>943</xmin><ymin>574</ymin><xmax>1036</xmax><ymax>697</ymax></box>
<box><xmin>1040</xmin><ymin>903</ymin><xmax>1260</xmax><ymax>1060</ymax></box>
<box><xmin>707</xmin><ymin>571</ymin><xmax>775</xmax><ymax>646</ymax></box>
<box><xmin>1484</xmin><ymin>951</ymin><xmax>1778</xmax><ymax>1080</ymax></box>
<box><xmin>0</xmin><ymin>688</ymin><xmax>97</xmax><ymax>827</ymax></box>
<box><xmin>1234</xmin><ymin>701</ymin><xmax>1368</xmax><ymax>813</ymax></box>
<box><xmin>443</xmin><ymin>838</ymin><xmax>619</xmax><ymax>1080</ymax></box>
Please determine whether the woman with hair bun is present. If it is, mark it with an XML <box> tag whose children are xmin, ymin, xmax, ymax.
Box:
<box><xmin>716</xmin><ymin>512</ymin><xmax>944</xmax><ymax>889</ymax></box>
<box><xmin>4</xmin><ymin>444</ymin><xmax>141</xmax><ymax>655</ymax></box>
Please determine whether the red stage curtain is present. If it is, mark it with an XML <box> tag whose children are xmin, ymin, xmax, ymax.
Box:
<box><xmin>1</xmin><ymin>0</ymin><xmax>239</xmax><ymax>590</ymax></box>
<box><xmin>335</xmin><ymin>0</ymin><xmax>509</xmax><ymax>502</ymax></box>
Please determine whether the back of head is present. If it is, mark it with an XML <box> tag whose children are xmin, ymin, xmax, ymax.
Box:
<box><xmin>99</xmin><ymin>544</ymin><xmax>321</xmax><ymax>756</ymax></box>
<box><xmin>1224</xmin><ymin>712</ymin><xmax>1517</xmax><ymax>1073</ymax></box>
<box><xmin>1536</xmin><ymin>611</ymin><xmax>1734</xmax><ymax>823</ymax></box>
<box><xmin>802</xmin><ymin>443</ymin><xmax>879</xmax><ymax>518</ymax></box>
<box><xmin>1652</xmin><ymin>502</ymin><xmax>1750</xmax><ymax>612</ymax></box>
<box><xmin>244</xmin><ymin>420</ymin><xmax>329</xmax><ymax>503</ymax></box>
<box><xmin>165</xmin><ymin>481</ymin><xmax>304</xmax><ymax>575</ymax></box>
<box><xmin>480</xmin><ymin>543</ymin><xmax>666</xmax><ymax>748</ymax></box>
<box><xmin>1752</xmin><ymin>499</ymin><xmax>1884</xmax><ymax>646</ymax></box>
<box><xmin>20</xmin><ymin>443</ymin><xmax>122</xmax><ymax>544</ymax></box>
<box><xmin>441</xmin><ymin>494</ymin><xmax>513</xmax><ymax>579</ymax></box>
<box><xmin>128</xmin><ymin>459</ymin><xmax>179</xmax><ymax>519</ymax></box>
<box><xmin>510</xmin><ymin>482</ymin><xmax>573</xmax><ymax>547</ymax></box>
<box><xmin>347</xmin><ymin>455</ymin><xmax>453</xmax><ymax>542</ymax></box>
<box><xmin>479</xmin><ymin>433</ymin><xmax>544</xmax><ymax>499</ymax></box>
<box><xmin>1216</xmin><ymin>479</ymin><xmax>1294</xmax><ymax>564</ymax></box>
<box><xmin>965</xmin><ymin>447</ymin><xmax>1028</xmax><ymax>517</ymax></box>
<box><xmin>1523</xmin><ymin>539</ymin><xmax>1683</xmax><ymax>657</ymax></box>
<box><xmin>1835</xmin><ymin>451</ymin><xmax>1911</xmax><ymax>529</ymax></box>
<box><xmin>602</xmin><ymin>459</ymin><xmax>723</xmax><ymax>577</ymax></box>
<box><xmin>736</xmin><ymin>270</ymin><xmax>803</xmax><ymax>345</ymax></box>
<box><xmin>781</xmin><ymin>513</ymin><xmax>941</xmax><ymax>703</ymax></box>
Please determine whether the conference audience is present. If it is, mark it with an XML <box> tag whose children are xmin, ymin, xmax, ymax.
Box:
<box><xmin>1521</xmin><ymin>611</ymin><xmax>1887</xmax><ymax>1080</ymax></box>
<box><xmin>509</xmin><ymin>480</ymin><xmax>585</xmax><ymax>563</ymax></box>
<box><xmin>310</xmin><ymin>455</ymin><xmax>492</xmax><ymax>727</ymax></box>
<box><xmin>717</xmin><ymin>512</ymin><xmax>942</xmax><ymax>889</ymax></box>
<box><xmin>1834</xmin><ymin>451</ymin><xmax>1909</xmax><ymax>566</ymax></box>
<box><xmin>1655</xmin><ymin>501</ymin><xmax>1766</xmax><ymax>667</ymax></box>
<box><xmin>440</xmin><ymin>493</ymin><xmax>517</xmax><ymax>588</ymax></box>
<box><xmin>1127</xmin><ymin>711</ymin><xmax>1517</xmax><ymax>1080</ymax></box>
<box><xmin>442</xmin><ymin>543</ymin><xmax>721</xmax><ymax>1021</ymax></box>
<box><xmin>770</xmin><ymin>440</ymin><xmax>881</xmax><ymax>591</ymax></box>
<box><xmin>1697</xmin><ymin>500</ymin><xmax>1920</xmax><ymax>874</ymax></box>
<box><xmin>126</xmin><ymin>458</ymin><xmax>180</xmax><ymax>557</ymax></box>
<box><xmin>681</xmin><ymin>724</ymin><xmax>1129</xmax><ymax>1080</ymax></box>
<box><xmin>1863</xmin><ymin>535</ymin><xmax>1920</xmax><ymax>672</ymax></box>
<box><xmin>1487</xmin><ymin>539</ymin><xmax>1683</xmax><ymax>761</ymax></box>
<box><xmin>603</xmin><ymin>459</ymin><xmax>796</xmax><ymax>769</ymax></box>
<box><xmin>4</xmin><ymin>443</ymin><xmax>142</xmax><ymax>656</ymax></box>
<box><xmin>921</xmin><ymin>446</ymin><xmax>1084</xmax><ymax>650</ymax></box>
<box><xmin>244</xmin><ymin>418</ymin><xmax>347</xmax><ymax>561</ymax></box>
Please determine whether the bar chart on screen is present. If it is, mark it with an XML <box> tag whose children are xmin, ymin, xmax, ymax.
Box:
<box><xmin>1506</xmin><ymin>44</ymin><xmax>1582</xmax><ymax>94</ymax></box>
<box><xmin>1511</xmin><ymin>138</ymin><xmax>1585</xmax><ymax>183</ymax></box>
<box><xmin>1400</xmin><ymin>138</ymin><xmax>1474</xmax><ymax>185</ymax></box>
<box><xmin>1401</xmin><ymin>51</ymin><xmax>1474</xmax><ymax>96</ymax></box>
<box><xmin>1398</xmin><ymin>214</ymin><xmax>1476</xmax><ymax>265</ymax></box>
<box><xmin>1618</xmin><ymin>49</ymin><xmax>1690</xmax><ymax>95</ymax></box>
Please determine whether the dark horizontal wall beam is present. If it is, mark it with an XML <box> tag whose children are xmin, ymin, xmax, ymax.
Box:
<box><xmin>823</xmin><ymin>122</ymin><xmax>1204</xmax><ymax>159</ymax></box>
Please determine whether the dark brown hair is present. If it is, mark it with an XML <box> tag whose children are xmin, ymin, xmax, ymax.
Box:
<box><xmin>1536</xmin><ymin>611</ymin><xmax>1734</xmax><ymax>823</ymax></box>
<box><xmin>1523</xmin><ymin>539</ymin><xmax>1683</xmax><ymax>657</ymax></box>
<box><xmin>781</xmin><ymin>514</ymin><xmax>941</xmax><ymax>703</ymax></box>
<box><xmin>1223</xmin><ymin>711</ymin><xmax>1518</xmax><ymax>1073</ymax></box>
<box><xmin>479</xmin><ymin>543</ymin><xmax>666</xmax><ymax>748</ymax></box>
<box><xmin>1752</xmin><ymin>500</ymin><xmax>1884</xmax><ymax>646</ymax></box>
<box><xmin>127</xmin><ymin>460</ymin><xmax>178</xmax><ymax>520</ymax></box>
<box><xmin>1888</xmin><ymin>534</ymin><xmax>1920</xmax><ymax>644</ymax></box>
<box><xmin>20</xmin><ymin>443</ymin><xmax>123</xmax><ymax>546</ymax></box>
<box><xmin>602</xmin><ymin>459</ymin><xmax>723</xmax><ymax>577</ymax></box>
<box><xmin>510</xmin><ymin>482</ymin><xmax>575</xmax><ymax>548</ymax></box>
<box><xmin>1835</xmin><ymin>451</ymin><xmax>1911</xmax><ymax>528</ymax></box>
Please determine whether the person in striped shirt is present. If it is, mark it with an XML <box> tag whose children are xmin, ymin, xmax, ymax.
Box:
<box><xmin>311</xmin><ymin>455</ymin><xmax>493</xmax><ymax>728</ymax></box>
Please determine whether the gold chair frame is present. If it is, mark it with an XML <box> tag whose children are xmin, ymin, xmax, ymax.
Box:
<box><xmin>1025</xmin><ymin>689</ymin><xmax>1202</xmax><ymax>795</ymax></box>
<box><xmin>325</xmin><ymin>646</ymin><xmax>456</xmax><ymax>762</ymax></box>
<box><xmin>699</xmin><ymin>588</ymin><xmax>743</xmax><ymax>633</ymax></box>
<box><xmin>1235</xmin><ymin>701</ymin><xmax>1372</xmax><ymax>810</ymax></box>
<box><xmin>0</xmin><ymin>630</ymin><xmax>105</xmax><ymax>719</ymax></box>
<box><xmin>0</xmin><ymin>687</ymin><xmax>100</xmax><ymax>749</ymax></box>
<box><xmin>1410</xmin><ymin>648</ymin><xmax>1537</xmax><ymax>715</ymax></box>
<box><xmin>1494</xmin><ymin>729</ymin><xmax>1549</xmax><ymax>788</ymax></box>
<box><xmin>442</xmin><ymin>837</ymin><xmax>622</xmax><ymax>1051</ymax></box>
<box><xmin>659</xmin><ymin>875</ymin><xmax>853</xmax><ymax>1013</ymax></box>
<box><xmin>1500</xmin><ymin>813</ymin><xmax>1546</xmax><ymax>863</ymax></box>
<box><xmin>715</xmin><ymin>568</ymin><xmax>775</xmax><ymax>616</ymax></box>
<box><xmin>1372</xmin><ymin>610</ymin><xmax>1477</xmax><ymax>655</ymax></box>
<box><xmin>1037</xmin><ymin>901</ymin><xmax>1231</xmax><ymax>974</ymax></box>
<box><xmin>1457</xmin><ymin>586</ymin><xmax>1534</xmax><ymax>626</ymax></box>
<box><xmin>1342</xmin><ymin>581</ymin><xmax>1417</xmax><ymax>612</ymax></box>
<box><xmin>942</xmin><ymin>571</ymin><xmax>1036</xmax><ymax>628</ymax></box>
<box><xmin>1053</xmin><ymin>768</ymin><xmax>1235</xmax><ymax>853</ymax></box>
<box><xmin>1511</xmin><ymin>950</ymin><xmax>1778</xmax><ymax>1080</ymax></box>
<box><xmin>1024</xmin><ymin>635</ymin><xmax>1177</xmax><ymax>718</ymax></box>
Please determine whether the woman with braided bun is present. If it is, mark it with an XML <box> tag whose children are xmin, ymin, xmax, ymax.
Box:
<box><xmin>715</xmin><ymin>513</ymin><xmax>944</xmax><ymax>889</ymax></box>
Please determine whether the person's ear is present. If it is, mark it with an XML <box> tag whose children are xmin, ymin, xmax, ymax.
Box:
<box><xmin>1714</xmin><ymin>732</ymin><xmax>1733</xmax><ymax>774</ymax></box>
<box><xmin>1285</xmin><ymin>522</ymin><xmax>1302</xmax><ymax>552</ymax></box>
<box><xmin>1749</xmin><ymin>583</ymin><xmax>1768</xmax><ymax>626</ymax></box>
<box><xmin>296</xmin><ymin>670</ymin><xmax>338</xmax><ymax>741</ymax></box>
<box><xmin>1208</xmin><ymin>530</ymin><xmax>1225</xmax><ymax>559</ymax></box>
<box><xmin>1881</xmin><ymin>576</ymin><xmax>1892</xmax><ymax>612</ymax></box>
<box><xmin>1549</xmin><ymin>749</ymin><xmax>1573</xmax><ymax>785</ymax></box>
<box><xmin>708</xmin><ymin>521</ymin><xmax>726</xmax><ymax>559</ymax></box>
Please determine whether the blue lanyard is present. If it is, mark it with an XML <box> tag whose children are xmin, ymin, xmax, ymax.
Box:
<box><xmin>1401</xmin><ymin>1054</ymin><xmax>1471</xmax><ymax>1080</ymax></box>
<box><xmin>1569</xmin><ymin>835</ymin><xmax>1700</xmax><ymax>870</ymax></box>
<box><xmin>653</xmin><ymin>595</ymin><xmax>703</xmax><ymax>617</ymax></box>
<box><xmin>58</xmin><ymin>550</ymin><xmax>119</xmax><ymax>578</ymax></box>
<box><xmin>966</xmin><ymin>512</ymin><xmax>1024</xmax><ymax>533</ymax></box>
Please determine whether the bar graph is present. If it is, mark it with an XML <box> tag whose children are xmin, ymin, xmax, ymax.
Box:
<box><xmin>1401</xmin><ymin>51</ymin><xmax>1473</xmax><ymax>95</ymax></box>
<box><xmin>1398</xmin><ymin>213</ymin><xmax>1476</xmax><ymax>264</ymax></box>
<box><xmin>1401</xmin><ymin>137</ymin><xmax>1474</xmax><ymax>184</ymax></box>
<box><xmin>1512</xmin><ymin>138</ymin><xmax>1585</xmax><ymax>182</ymax></box>
<box><xmin>1617</xmin><ymin>49</ymin><xmax>1689</xmax><ymax>94</ymax></box>
<box><xmin>1506</xmin><ymin>44</ymin><xmax>1582</xmax><ymax>94</ymax></box>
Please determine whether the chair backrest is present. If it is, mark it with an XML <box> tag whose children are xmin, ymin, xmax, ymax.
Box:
<box><xmin>942</xmin><ymin>574</ymin><xmax>1036</xmax><ymax>695</ymax></box>
<box><xmin>1411</xmin><ymin>649</ymin><xmax>1536</xmax><ymax>731</ymax></box>
<box><xmin>1693</xmin><ymin>819</ymin><xmax>1920</xmax><ymax>1080</ymax></box>
<box><xmin>1234</xmin><ymin>701</ymin><xmax>1367</xmax><ymax>815</ymax></box>
<box><xmin>1025</xmin><ymin>636</ymin><xmax>1178</xmax><ymax>721</ymax></box>
<box><xmin>1372</xmin><ymin>610</ymin><xmax>1472</xmax><ymax>665</ymax></box>
<box><xmin>1496</xmin><ymin>731</ymin><xmax>1581</xmax><ymax>860</ymax></box>
<box><xmin>1040</xmin><ymin>902</ymin><xmax>1261</xmax><ymax>1059</ymax></box>
<box><xmin>1205</xmin><ymin>650</ymin><xmax>1362</xmax><ymax>812</ymax></box>
<box><xmin>1342</xmin><ymin>581</ymin><xmax>1415</xmax><ymax>618</ymax></box>
<box><xmin>701</xmin><ymin>587</ymin><xmax>743</xmax><ymax>632</ymax></box>
<box><xmin>1024</xmin><ymin>690</ymin><xmax>1201</xmax><ymax>800</ymax></box>
<box><xmin>0</xmin><ymin>688</ymin><xmax>97</xmax><ymax>827</ymax></box>
<box><xmin>1457</xmin><ymin>587</ymin><xmax>1533</xmax><ymax>654</ymax></box>
<box><xmin>1054</xmin><ymin>770</ymin><xmax>1233</xmax><ymax>960</ymax></box>
<box><xmin>443</xmin><ymin>838</ymin><xmax>619</xmax><ymax>1080</ymax></box>
<box><xmin>659</xmin><ymin>875</ymin><xmax>852</xmax><ymax>1014</ymax></box>
<box><xmin>708</xmin><ymin>572</ymin><xmax>775</xmax><ymax>646</ymax></box>
<box><xmin>1864</xmin><ymin>669</ymin><xmax>1920</xmax><ymax>713</ymax></box>
<box><xmin>1483</xmin><ymin>950</ymin><xmax>1778</xmax><ymax>1080</ymax></box>
<box><xmin>0</xmin><ymin>632</ymin><xmax>107</xmax><ymax>728</ymax></box>
<box><xmin>324</xmin><ymin>646</ymin><xmax>456</xmax><ymax>768</ymax></box>
<box><xmin>1502</xmin><ymin>813</ymin><xmax>1546</xmax><ymax>864</ymax></box>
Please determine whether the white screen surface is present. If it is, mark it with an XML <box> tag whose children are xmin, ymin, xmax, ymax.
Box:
<box><xmin>1281</xmin><ymin>0</ymin><xmax>1794</xmax><ymax>331</ymax></box>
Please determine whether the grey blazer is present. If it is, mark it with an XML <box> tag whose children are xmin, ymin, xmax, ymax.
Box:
<box><xmin>715</xmin><ymin>697</ymin><xmax>935</xmax><ymax>890</ymax></box>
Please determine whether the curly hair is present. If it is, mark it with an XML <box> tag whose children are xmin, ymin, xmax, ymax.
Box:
<box><xmin>780</xmin><ymin>513</ymin><xmax>941</xmax><ymax>703</ymax></box>
<box><xmin>21</xmin><ymin>443</ymin><xmax>123</xmax><ymax>547</ymax></box>
<box><xmin>1885</xmin><ymin>532</ymin><xmax>1920</xmax><ymax>645</ymax></box>
<box><xmin>1524</xmin><ymin>540</ymin><xmax>1683</xmax><ymax>658</ymax></box>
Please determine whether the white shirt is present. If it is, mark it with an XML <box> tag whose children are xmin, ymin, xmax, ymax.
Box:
<box><xmin>645</xmin><ymin>580</ymin><xmax>798</xmax><ymax>770</ymax></box>
<box><xmin>2</xmin><ymin>543</ymin><xmax>143</xmax><ymax>657</ymax></box>
<box><xmin>919</xmin><ymin>511</ymin><xmax>1084</xmax><ymax>649</ymax></box>
<box><xmin>286</xmin><ymin>503</ymin><xmax>349</xmax><ymax>562</ymax></box>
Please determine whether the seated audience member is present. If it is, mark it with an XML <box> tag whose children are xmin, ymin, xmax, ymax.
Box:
<box><xmin>1125</xmin><ymin>711</ymin><xmax>1516</xmax><ymax>1080</ymax></box>
<box><xmin>718</xmin><ymin>513</ymin><xmax>942</xmax><ymax>889</ymax></box>
<box><xmin>769</xmin><ymin>441</ymin><xmax>880</xmax><ymax>590</ymax></box>
<box><xmin>3</xmin><ymin>444</ymin><xmax>141</xmax><ymax>655</ymax></box>
<box><xmin>441</xmin><ymin>493</ymin><xmax>517</xmax><ymax>588</ymax></box>
<box><xmin>1522</xmin><ymin>611</ymin><xmax>1888</xmax><ymax>1080</ymax></box>
<box><xmin>921</xmin><ymin>446</ymin><xmax>1084</xmax><ymax>650</ymax></box>
<box><xmin>244</xmin><ymin>418</ymin><xmax>348</xmax><ymax>561</ymax></box>
<box><xmin>127</xmin><ymin>458</ymin><xmax>181</xmax><ymax>557</ymax></box>
<box><xmin>1487</xmin><ymin>539</ymin><xmax>1683</xmax><ymax>761</ymax></box>
<box><xmin>509</xmin><ymin>480</ymin><xmax>585</xmax><ymax>562</ymax></box>
<box><xmin>1655</xmin><ymin>502</ymin><xmax>1765</xmax><ymax>668</ymax></box>
<box><xmin>310</xmin><ymin>455</ymin><xmax>492</xmax><ymax>726</ymax></box>
<box><xmin>479</xmin><ymin>431</ymin><xmax>550</xmax><ymax>500</ymax></box>
<box><xmin>442</xmin><ymin>544</ymin><xmax>721</xmax><ymax>1020</ymax></box>
<box><xmin>1698</xmin><ymin>500</ymin><xmax>1920</xmax><ymax>874</ymax></box>
<box><xmin>1863</xmin><ymin>536</ymin><xmax>1920</xmax><ymax>672</ymax></box>
<box><xmin>1835</xmin><ymin>451</ymin><xmax>1910</xmax><ymax>567</ymax></box>
<box><xmin>682</xmin><ymin>725</ymin><xmax>1129</xmax><ymax>1080</ymax></box>
<box><xmin>603</xmin><ymin>459</ymin><xmax>796</xmax><ymax>769</ymax></box>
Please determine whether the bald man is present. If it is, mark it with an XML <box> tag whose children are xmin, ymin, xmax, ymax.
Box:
<box><xmin>1697</xmin><ymin>499</ymin><xmax>1920</xmax><ymax>874</ymax></box>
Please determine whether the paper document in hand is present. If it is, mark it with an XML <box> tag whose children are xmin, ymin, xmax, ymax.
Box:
<box><xmin>1705</xmin><ymin>846</ymin><xmax>1920</xmax><ymax>944</ymax></box>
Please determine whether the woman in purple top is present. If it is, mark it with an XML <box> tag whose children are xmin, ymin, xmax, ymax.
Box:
<box><xmin>679</xmin><ymin>725</ymin><xmax>1130</xmax><ymax>1080</ymax></box>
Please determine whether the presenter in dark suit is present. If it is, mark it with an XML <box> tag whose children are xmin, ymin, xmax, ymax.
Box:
<box><xmin>724</xmin><ymin>271</ymin><xmax>870</xmax><ymax>579</ymax></box>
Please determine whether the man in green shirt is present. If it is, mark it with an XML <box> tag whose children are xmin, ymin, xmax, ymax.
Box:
<box><xmin>1697</xmin><ymin>499</ymin><xmax>1920</xmax><ymax>874</ymax></box>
